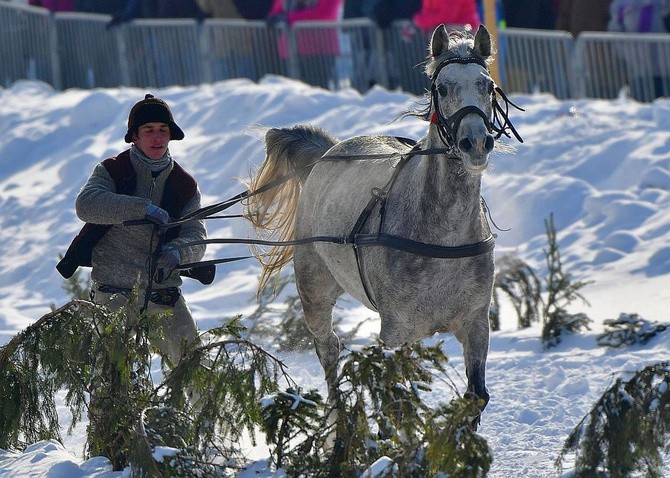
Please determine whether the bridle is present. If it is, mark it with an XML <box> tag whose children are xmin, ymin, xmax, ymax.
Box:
<box><xmin>429</xmin><ymin>55</ymin><xmax>524</xmax><ymax>151</ymax></box>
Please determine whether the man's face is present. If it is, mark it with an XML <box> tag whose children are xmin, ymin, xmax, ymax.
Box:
<box><xmin>133</xmin><ymin>122</ymin><xmax>171</xmax><ymax>159</ymax></box>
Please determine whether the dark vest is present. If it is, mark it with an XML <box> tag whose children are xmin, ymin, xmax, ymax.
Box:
<box><xmin>56</xmin><ymin>150</ymin><xmax>214</xmax><ymax>285</ymax></box>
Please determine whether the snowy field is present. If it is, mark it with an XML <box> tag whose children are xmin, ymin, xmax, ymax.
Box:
<box><xmin>0</xmin><ymin>76</ymin><xmax>668</xmax><ymax>477</ymax></box>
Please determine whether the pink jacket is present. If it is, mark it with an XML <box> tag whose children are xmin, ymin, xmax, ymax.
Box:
<box><xmin>413</xmin><ymin>0</ymin><xmax>481</xmax><ymax>31</ymax></box>
<box><xmin>270</xmin><ymin>0</ymin><xmax>342</xmax><ymax>58</ymax></box>
<box><xmin>29</xmin><ymin>0</ymin><xmax>75</xmax><ymax>12</ymax></box>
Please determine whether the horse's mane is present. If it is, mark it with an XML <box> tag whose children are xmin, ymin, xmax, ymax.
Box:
<box><xmin>406</xmin><ymin>29</ymin><xmax>495</xmax><ymax>123</ymax></box>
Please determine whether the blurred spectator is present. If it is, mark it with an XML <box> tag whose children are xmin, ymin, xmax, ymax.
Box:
<box><xmin>347</xmin><ymin>0</ymin><xmax>421</xmax><ymax>29</ymax></box>
<box><xmin>501</xmin><ymin>0</ymin><xmax>554</xmax><ymax>29</ymax></box>
<box><xmin>108</xmin><ymin>0</ymin><xmax>204</xmax><ymax>26</ymax></box>
<box><xmin>344</xmin><ymin>0</ymin><xmax>421</xmax><ymax>90</ymax></box>
<box><xmin>197</xmin><ymin>0</ymin><xmax>258</xmax><ymax>81</ymax></box>
<box><xmin>555</xmin><ymin>0</ymin><xmax>616</xmax><ymax>99</ymax></box>
<box><xmin>501</xmin><ymin>0</ymin><xmax>565</xmax><ymax>99</ymax></box>
<box><xmin>75</xmin><ymin>0</ymin><xmax>125</xmax><ymax>14</ymax></box>
<box><xmin>343</xmin><ymin>0</ymin><xmax>378</xmax><ymax>91</ymax></box>
<box><xmin>107</xmin><ymin>0</ymin><xmax>205</xmax><ymax>87</ymax></box>
<box><xmin>555</xmin><ymin>0</ymin><xmax>611</xmax><ymax>36</ymax></box>
<box><xmin>413</xmin><ymin>0</ymin><xmax>481</xmax><ymax>32</ymax></box>
<box><xmin>608</xmin><ymin>0</ymin><xmax>670</xmax><ymax>32</ymax></box>
<box><xmin>28</xmin><ymin>0</ymin><xmax>74</xmax><ymax>11</ymax></box>
<box><xmin>267</xmin><ymin>0</ymin><xmax>343</xmax><ymax>90</ymax></box>
<box><xmin>608</xmin><ymin>0</ymin><xmax>670</xmax><ymax>100</ymax></box>
<box><xmin>107</xmin><ymin>0</ymin><xmax>154</xmax><ymax>26</ymax></box>
<box><xmin>144</xmin><ymin>0</ymin><xmax>205</xmax><ymax>19</ymax></box>
<box><xmin>197</xmin><ymin>0</ymin><xmax>241</xmax><ymax>20</ymax></box>
<box><xmin>233</xmin><ymin>0</ymin><xmax>273</xmax><ymax>19</ymax></box>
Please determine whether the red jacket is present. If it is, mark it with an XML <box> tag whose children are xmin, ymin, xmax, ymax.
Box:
<box><xmin>270</xmin><ymin>0</ymin><xmax>342</xmax><ymax>57</ymax></box>
<box><xmin>413</xmin><ymin>0</ymin><xmax>481</xmax><ymax>31</ymax></box>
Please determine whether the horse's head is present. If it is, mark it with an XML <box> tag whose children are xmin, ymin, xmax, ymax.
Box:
<box><xmin>426</xmin><ymin>24</ymin><xmax>496</xmax><ymax>174</ymax></box>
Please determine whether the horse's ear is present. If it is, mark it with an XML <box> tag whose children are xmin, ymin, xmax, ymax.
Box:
<box><xmin>430</xmin><ymin>24</ymin><xmax>450</xmax><ymax>59</ymax></box>
<box><xmin>473</xmin><ymin>24</ymin><xmax>492</xmax><ymax>58</ymax></box>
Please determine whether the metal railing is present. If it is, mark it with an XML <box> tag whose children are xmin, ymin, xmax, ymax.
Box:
<box><xmin>2</xmin><ymin>2</ymin><xmax>670</xmax><ymax>102</ymax></box>
<box><xmin>56</xmin><ymin>12</ymin><xmax>121</xmax><ymax>89</ymax></box>
<box><xmin>497</xmin><ymin>28</ymin><xmax>575</xmax><ymax>99</ymax></box>
<box><xmin>1</xmin><ymin>3</ymin><xmax>57</xmax><ymax>88</ymax></box>
<box><xmin>575</xmin><ymin>32</ymin><xmax>670</xmax><ymax>102</ymax></box>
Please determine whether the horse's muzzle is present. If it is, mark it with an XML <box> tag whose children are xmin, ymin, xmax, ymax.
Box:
<box><xmin>459</xmin><ymin>123</ymin><xmax>494</xmax><ymax>173</ymax></box>
<box><xmin>458</xmin><ymin>134</ymin><xmax>494</xmax><ymax>155</ymax></box>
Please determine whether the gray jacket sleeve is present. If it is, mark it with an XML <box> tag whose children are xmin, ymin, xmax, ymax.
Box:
<box><xmin>75</xmin><ymin>162</ymin><xmax>150</xmax><ymax>224</ymax></box>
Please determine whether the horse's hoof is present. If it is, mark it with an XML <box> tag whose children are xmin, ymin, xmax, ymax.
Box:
<box><xmin>470</xmin><ymin>413</ymin><xmax>482</xmax><ymax>431</ymax></box>
<box><xmin>464</xmin><ymin>390</ymin><xmax>488</xmax><ymax>430</ymax></box>
<box><xmin>464</xmin><ymin>389</ymin><xmax>489</xmax><ymax>409</ymax></box>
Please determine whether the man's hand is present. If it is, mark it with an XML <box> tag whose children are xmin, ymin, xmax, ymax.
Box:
<box><xmin>154</xmin><ymin>248</ymin><xmax>180</xmax><ymax>283</ymax></box>
<box><xmin>145</xmin><ymin>204</ymin><xmax>170</xmax><ymax>225</ymax></box>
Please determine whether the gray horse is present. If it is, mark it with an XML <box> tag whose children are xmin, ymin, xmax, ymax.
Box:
<box><xmin>247</xmin><ymin>24</ymin><xmax>516</xmax><ymax>426</ymax></box>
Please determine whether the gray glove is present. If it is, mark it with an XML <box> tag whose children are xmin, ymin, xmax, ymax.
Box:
<box><xmin>154</xmin><ymin>248</ymin><xmax>180</xmax><ymax>283</ymax></box>
<box><xmin>145</xmin><ymin>204</ymin><xmax>170</xmax><ymax>225</ymax></box>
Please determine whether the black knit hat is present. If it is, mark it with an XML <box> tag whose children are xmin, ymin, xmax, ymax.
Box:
<box><xmin>124</xmin><ymin>94</ymin><xmax>184</xmax><ymax>143</ymax></box>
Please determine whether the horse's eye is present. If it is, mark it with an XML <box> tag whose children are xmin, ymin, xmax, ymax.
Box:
<box><xmin>437</xmin><ymin>84</ymin><xmax>448</xmax><ymax>97</ymax></box>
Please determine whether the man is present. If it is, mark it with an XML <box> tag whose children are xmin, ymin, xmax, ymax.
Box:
<box><xmin>58</xmin><ymin>94</ymin><xmax>209</xmax><ymax>366</ymax></box>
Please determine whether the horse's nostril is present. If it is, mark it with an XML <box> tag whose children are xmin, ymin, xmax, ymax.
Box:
<box><xmin>459</xmin><ymin>138</ymin><xmax>473</xmax><ymax>153</ymax></box>
<box><xmin>484</xmin><ymin>135</ymin><xmax>494</xmax><ymax>152</ymax></box>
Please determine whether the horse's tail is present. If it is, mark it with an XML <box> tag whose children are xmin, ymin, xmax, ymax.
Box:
<box><xmin>246</xmin><ymin>124</ymin><xmax>338</xmax><ymax>295</ymax></box>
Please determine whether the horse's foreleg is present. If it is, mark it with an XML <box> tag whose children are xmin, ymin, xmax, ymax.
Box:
<box><xmin>459</xmin><ymin>307</ymin><xmax>491</xmax><ymax>429</ymax></box>
<box><xmin>299</xmin><ymin>280</ymin><xmax>342</xmax><ymax>450</ymax></box>
<box><xmin>304</xmin><ymin>301</ymin><xmax>340</xmax><ymax>399</ymax></box>
<box><xmin>295</xmin><ymin>260</ymin><xmax>343</xmax><ymax>399</ymax></box>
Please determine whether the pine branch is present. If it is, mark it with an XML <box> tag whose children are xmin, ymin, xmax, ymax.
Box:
<box><xmin>493</xmin><ymin>254</ymin><xmax>543</xmax><ymax>329</ymax></box>
<box><xmin>0</xmin><ymin>300</ymin><xmax>99</xmax><ymax>450</ymax></box>
<box><xmin>0</xmin><ymin>300</ymin><xmax>95</xmax><ymax>366</ymax></box>
<box><xmin>264</xmin><ymin>341</ymin><xmax>492</xmax><ymax>477</ymax></box>
<box><xmin>557</xmin><ymin>362</ymin><xmax>670</xmax><ymax>477</ymax></box>
<box><xmin>597</xmin><ymin>313</ymin><xmax>669</xmax><ymax>348</ymax></box>
<box><xmin>541</xmin><ymin>214</ymin><xmax>592</xmax><ymax>348</ymax></box>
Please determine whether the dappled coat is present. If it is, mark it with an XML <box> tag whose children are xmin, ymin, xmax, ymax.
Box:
<box><xmin>413</xmin><ymin>0</ymin><xmax>480</xmax><ymax>31</ymax></box>
<box><xmin>269</xmin><ymin>0</ymin><xmax>343</xmax><ymax>57</ymax></box>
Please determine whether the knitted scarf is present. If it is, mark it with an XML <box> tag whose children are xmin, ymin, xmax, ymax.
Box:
<box><xmin>131</xmin><ymin>144</ymin><xmax>172</xmax><ymax>173</ymax></box>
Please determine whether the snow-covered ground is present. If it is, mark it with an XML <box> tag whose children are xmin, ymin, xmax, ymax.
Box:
<box><xmin>0</xmin><ymin>76</ymin><xmax>668</xmax><ymax>477</ymax></box>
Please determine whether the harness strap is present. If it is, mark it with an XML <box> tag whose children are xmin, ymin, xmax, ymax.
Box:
<box><xmin>355</xmin><ymin>233</ymin><xmax>495</xmax><ymax>258</ymax></box>
<box><xmin>140</xmin><ymin>147</ymin><xmax>456</xmax><ymax>230</ymax></box>
<box><xmin>349</xmin><ymin>190</ymin><xmax>384</xmax><ymax>310</ymax></box>
<box><xmin>346</xmin><ymin>148</ymin><xmax>419</xmax><ymax>309</ymax></box>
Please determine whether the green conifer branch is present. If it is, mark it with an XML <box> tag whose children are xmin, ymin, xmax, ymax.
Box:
<box><xmin>493</xmin><ymin>254</ymin><xmax>543</xmax><ymax>330</ymax></box>
<box><xmin>541</xmin><ymin>214</ymin><xmax>592</xmax><ymax>348</ymax></box>
<box><xmin>261</xmin><ymin>341</ymin><xmax>492</xmax><ymax>477</ymax></box>
<box><xmin>557</xmin><ymin>362</ymin><xmax>670</xmax><ymax>477</ymax></box>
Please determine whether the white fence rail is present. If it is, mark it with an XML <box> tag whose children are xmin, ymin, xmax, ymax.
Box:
<box><xmin>2</xmin><ymin>2</ymin><xmax>670</xmax><ymax>102</ymax></box>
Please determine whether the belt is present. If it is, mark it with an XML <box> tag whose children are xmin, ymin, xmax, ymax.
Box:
<box><xmin>96</xmin><ymin>284</ymin><xmax>181</xmax><ymax>307</ymax></box>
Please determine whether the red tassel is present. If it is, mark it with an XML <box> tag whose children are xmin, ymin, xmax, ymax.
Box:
<box><xmin>430</xmin><ymin>112</ymin><xmax>438</xmax><ymax>124</ymax></box>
